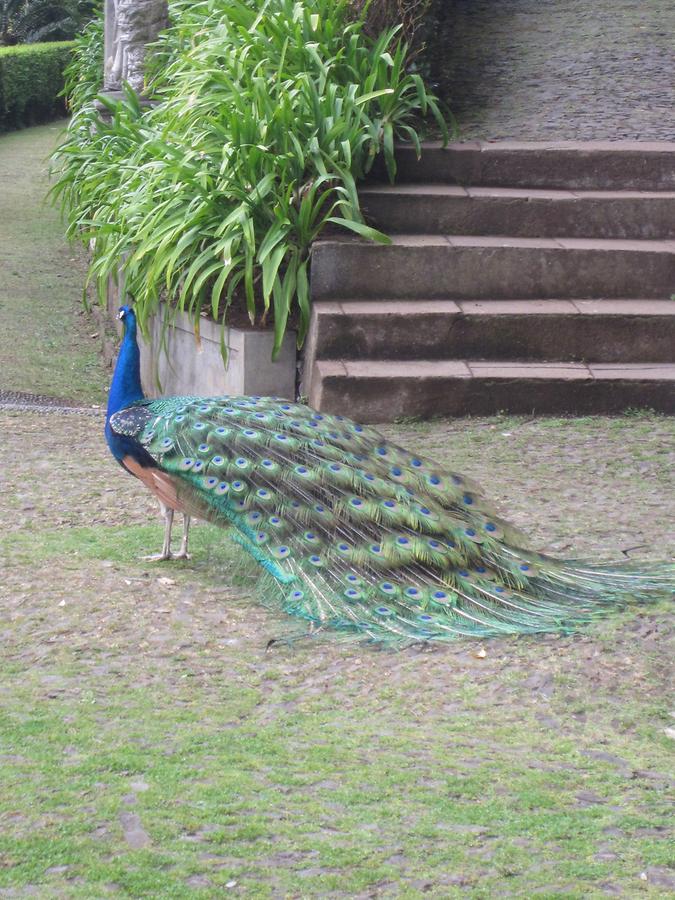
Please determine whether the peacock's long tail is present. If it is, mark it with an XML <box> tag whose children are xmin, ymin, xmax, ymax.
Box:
<box><xmin>110</xmin><ymin>394</ymin><xmax>674</xmax><ymax>645</ymax></box>
<box><xmin>255</xmin><ymin>540</ymin><xmax>673</xmax><ymax>643</ymax></box>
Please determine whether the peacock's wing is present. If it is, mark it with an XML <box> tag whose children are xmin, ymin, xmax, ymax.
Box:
<box><xmin>110</xmin><ymin>396</ymin><xmax>673</xmax><ymax>644</ymax></box>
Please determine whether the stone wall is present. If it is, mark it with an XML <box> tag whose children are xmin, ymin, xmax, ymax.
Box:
<box><xmin>105</xmin><ymin>278</ymin><xmax>296</xmax><ymax>400</ymax></box>
<box><xmin>421</xmin><ymin>0</ymin><xmax>675</xmax><ymax>140</ymax></box>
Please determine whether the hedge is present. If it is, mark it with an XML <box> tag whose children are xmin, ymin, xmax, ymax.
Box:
<box><xmin>0</xmin><ymin>41</ymin><xmax>74</xmax><ymax>132</ymax></box>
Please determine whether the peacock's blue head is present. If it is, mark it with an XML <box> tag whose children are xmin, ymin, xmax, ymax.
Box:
<box><xmin>117</xmin><ymin>304</ymin><xmax>136</xmax><ymax>330</ymax></box>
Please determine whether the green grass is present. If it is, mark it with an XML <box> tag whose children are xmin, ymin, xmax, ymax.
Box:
<box><xmin>0</xmin><ymin>122</ymin><xmax>108</xmax><ymax>405</ymax></box>
<box><xmin>1</xmin><ymin>409</ymin><xmax>673</xmax><ymax>896</ymax></box>
<box><xmin>0</xmin><ymin>605</ymin><xmax>673</xmax><ymax>898</ymax></box>
<box><xmin>1</xmin><ymin>120</ymin><xmax>673</xmax><ymax>897</ymax></box>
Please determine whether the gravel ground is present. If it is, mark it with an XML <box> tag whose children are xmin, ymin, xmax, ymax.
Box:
<box><xmin>424</xmin><ymin>0</ymin><xmax>675</xmax><ymax>141</ymax></box>
<box><xmin>1</xmin><ymin>409</ymin><xmax>674</xmax><ymax>897</ymax></box>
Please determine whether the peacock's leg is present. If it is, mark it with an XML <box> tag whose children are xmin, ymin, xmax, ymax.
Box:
<box><xmin>142</xmin><ymin>502</ymin><xmax>176</xmax><ymax>562</ymax></box>
<box><xmin>173</xmin><ymin>515</ymin><xmax>191</xmax><ymax>560</ymax></box>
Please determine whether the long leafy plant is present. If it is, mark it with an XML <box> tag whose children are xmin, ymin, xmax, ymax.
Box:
<box><xmin>52</xmin><ymin>0</ymin><xmax>447</xmax><ymax>357</ymax></box>
<box><xmin>61</xmin><ymin>2</ymin><xmax>101</xmax><ymax>112</ymax></box>
<box><xmin>0</xmin><ymin>0</ymin><xmax>85</xmax><ymax>46</ymax></box>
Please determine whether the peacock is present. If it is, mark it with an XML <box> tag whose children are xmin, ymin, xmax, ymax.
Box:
<box><xmin>106</xmin><ymin>305</ymin><xmax>673</xmax><ymax>644</ymax></box>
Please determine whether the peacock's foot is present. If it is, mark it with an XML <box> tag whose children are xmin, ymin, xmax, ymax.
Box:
<box><xmin>141</xmin><ymin>549</ymin><xmax>192</xmax><ymax>562</ymax></box>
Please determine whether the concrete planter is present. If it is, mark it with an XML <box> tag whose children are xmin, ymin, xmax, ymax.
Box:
<box><xmin>107</xmin><ymin>288</ymin><xmax>297</xmax><ymax>400</ymax></box>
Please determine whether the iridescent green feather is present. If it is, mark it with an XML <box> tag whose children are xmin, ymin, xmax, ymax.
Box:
<box><xmin>109</xmin><ymin>395</ymin><xmax>674</xmax><ymax>644</ymax></box>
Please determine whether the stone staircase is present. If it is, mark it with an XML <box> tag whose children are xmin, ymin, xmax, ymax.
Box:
<box><xmin>304</xmin><ymin>142</ymin><xmax>675</xmax><ymax>422</ymax></box>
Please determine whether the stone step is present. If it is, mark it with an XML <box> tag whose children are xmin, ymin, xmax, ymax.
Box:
<box><xmin>309</xmin><ymin>360</ymin><xmax>675</xmax><ymax>422</ymax></box>
<box><xmin>311</xmin><ymin>236</ymin><xmax>675</xmax><ymax>301</ymax></box>
<box><xmin>359</xmin><ymin>185</ymin><xmax>675</xmax><ymax>240</ymax></box>
<box><xmin>304</xmin><ymin>299</ymin><xmax>675</xmax><ymax>366</ymax></box>
<box><xmin>377</xmin><ymin>141</ymin><xmax>675</xmax><ymax>191</ymax></box>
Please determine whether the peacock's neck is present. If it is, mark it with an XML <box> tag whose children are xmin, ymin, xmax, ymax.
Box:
<box><xmin>107</xmin><ymin>319</ymin><xmax>145</xmax><ymax>422</ymax></box>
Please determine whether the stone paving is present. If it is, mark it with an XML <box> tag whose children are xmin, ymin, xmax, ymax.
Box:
<box><xmin>422</xmin><ymin>0</ymin><xmax>675</xmax><ymax>141</ymax></box>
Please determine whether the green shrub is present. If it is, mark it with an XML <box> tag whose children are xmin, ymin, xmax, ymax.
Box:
<box><xmin>0</xmin><ymin>0</ymin><xmax>84</xmax><ymax>46</ymax></box>
<box><xmin>61</xmin><ymin>6</ymin><xmax>101</xmax><ymax>114</ymax></box>
<box><xmin>53</xmin><ymin>0</ymin><xmax>447</xmax><ymax>357</ymax></box>
<box><xmin>0</xmin><ymin>40</ymin><xmax>73</xmax><ymax>130</ymax></box>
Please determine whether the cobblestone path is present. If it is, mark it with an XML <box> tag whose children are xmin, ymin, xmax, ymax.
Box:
<box><xmin>425</xmin><ymin>0</ymin><xmax>675</xmax><ymax>141</ymax></box>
